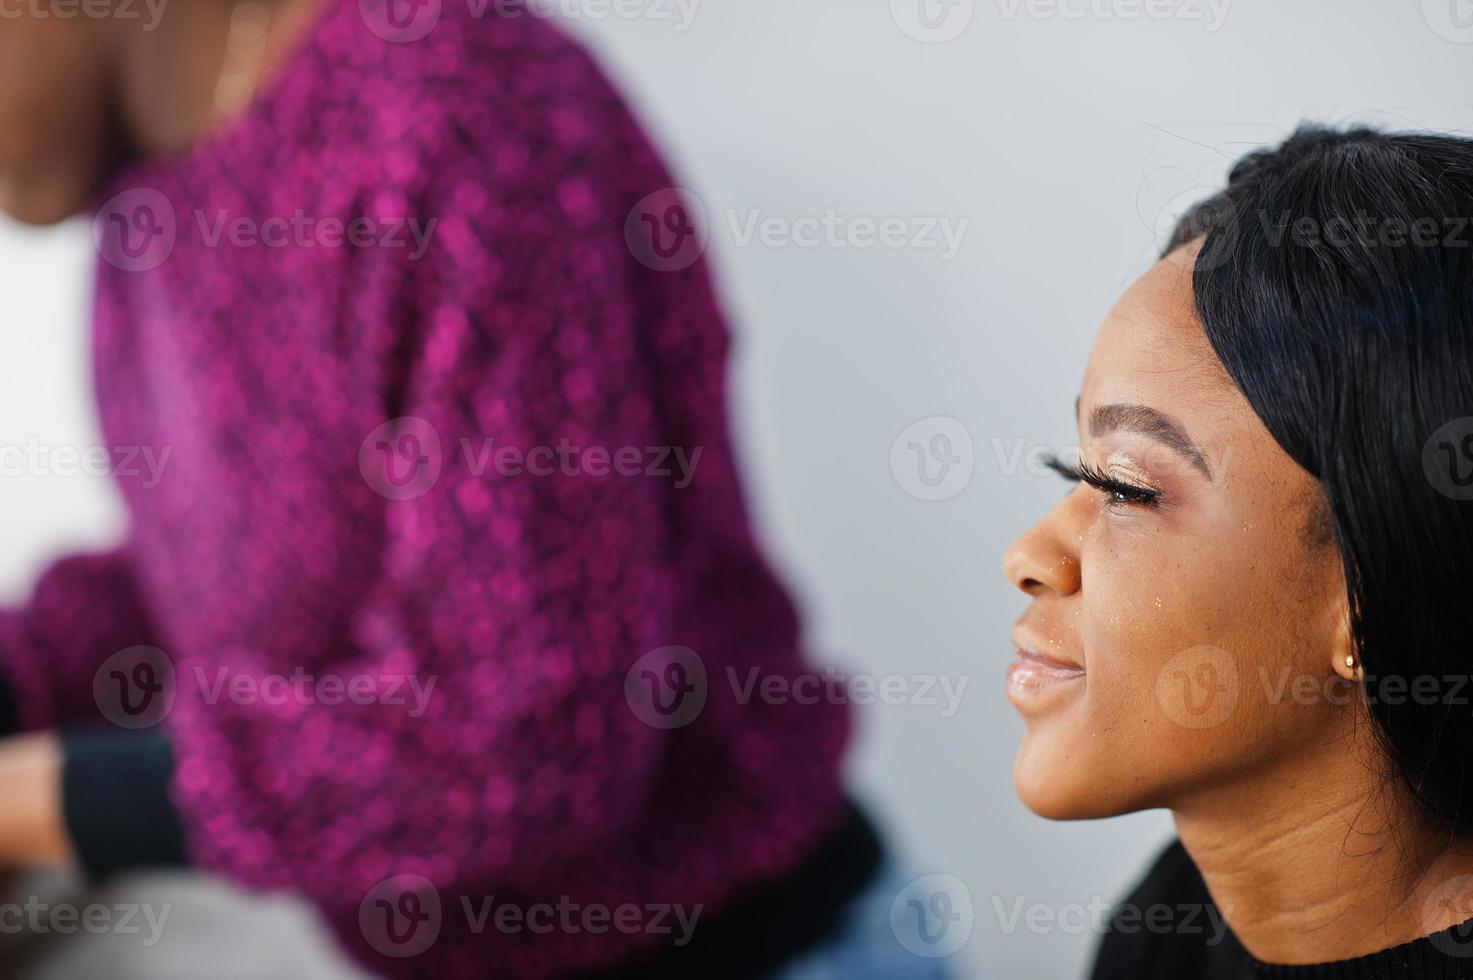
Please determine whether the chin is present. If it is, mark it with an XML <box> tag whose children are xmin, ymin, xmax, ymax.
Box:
<box><xmin>0</xmin><ymin>161</ymin><xmax>97</xmax><ymax>227</ymax></box>
<box><xmin>1011</xmin><ymin>731</ymin><xmax>1144</xmax><ymax>821</ymax></box>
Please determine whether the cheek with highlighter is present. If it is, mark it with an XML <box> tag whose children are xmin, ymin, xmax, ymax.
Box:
<box><xmin>1011</xmin><ymin>440</ymin><xmax>1273</xmax><ymax>816</ymax></box>
<box><xmin>1076</xmin><ymin>446</ymin><xmax>1338</xmax><ymax>790</ymax></box>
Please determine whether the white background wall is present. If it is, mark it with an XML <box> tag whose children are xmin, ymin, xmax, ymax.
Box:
<box><xmin>3</xmin><ymin>2</ymin><xmax>1473</xmax><ymax>976</ymax></box>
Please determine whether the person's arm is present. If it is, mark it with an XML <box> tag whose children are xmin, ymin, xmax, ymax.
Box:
<box><xmin>160</xmin><ymin>80</ymin><xmax>748</xmax><ymax>975</ymax></box>
<box><xmin>0</xmin><ymin>550</ymin><xmax>189</xmax><ymax>875</ymax></box>
<box><xmin>0</xmin><ymin>549</ymin><xmax>159</xmax><ymax>731</ymax></box>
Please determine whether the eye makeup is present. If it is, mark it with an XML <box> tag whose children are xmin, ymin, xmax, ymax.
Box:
<box><xmin>1104</xmin><ymin>451</ymin><xmax>1164</xmax><ymax>494</ymax></box>
<box><xmin>1044</xmin><ymin>451</ymin><xmax>1164</xmax><ymax>507</ymax></box>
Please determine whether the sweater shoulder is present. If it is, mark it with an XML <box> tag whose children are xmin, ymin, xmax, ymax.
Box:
<box><xmin>314</xmin><ymin>4</ymin><xmax>639</xmax><ymax>171</ymax></box>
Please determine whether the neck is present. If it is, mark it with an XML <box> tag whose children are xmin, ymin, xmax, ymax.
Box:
<box><xmin>1173</xmin><ymin>727</ymin><xmax>1473</xmax><ymax>965</ymax></box>
<box><xmin>112</xmin><ymin>0</ymin><xmax>322</xmax><ymax>157</ymax></box>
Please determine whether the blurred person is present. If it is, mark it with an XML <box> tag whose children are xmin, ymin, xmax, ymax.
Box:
<box><xmin>1005</xmin><ymin>125</ymin><xmax>1473</xmax><ymax>978</ymax></box>
<box><xmin>0</xmin><ymin>1</ymin><xmax>944</xmax><ymax>976</ymax></box>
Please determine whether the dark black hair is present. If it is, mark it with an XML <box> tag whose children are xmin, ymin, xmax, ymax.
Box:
<box><xmin>1166</xmin><ymin>124</ymin><xmax>1473</xmax><ymax>837</ymax></box>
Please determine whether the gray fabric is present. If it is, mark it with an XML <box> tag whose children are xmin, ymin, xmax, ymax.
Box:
<box><xmin>2</xmin><ymin>872</ymin><xmax>369</xmax><ymax>980</ymax></box>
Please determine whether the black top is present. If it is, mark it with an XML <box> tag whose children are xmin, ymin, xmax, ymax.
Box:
<box><xmin>1091</xmin><ymin>839</ymin><xmax>1473</xmax><ymax>980</ymax></box>
<box><xmin>578</xmin><ymin>801</ymin><xmax>882</xmax><ymax>980</ymax></box>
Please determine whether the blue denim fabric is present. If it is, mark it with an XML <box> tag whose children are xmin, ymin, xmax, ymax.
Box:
<box><xmin>768</xmin><ymin>862</ymin><xmax>962</xmax><ymax>980</ymax></box>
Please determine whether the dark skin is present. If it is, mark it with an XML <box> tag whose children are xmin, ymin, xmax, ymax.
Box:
<box><xmin>0</xmin><ymin>0</ymin><xmax>322</xmax><ymax>866</ymax></box>
<box><xmin>1004</xmin><ymin>242</ymin><xmax>1473</xmax><ymax>964</ymax></box>
<box><xmin>0</xmin><ymin>0</ymin><xmax>321</xmax><ymax>223</ymax></box>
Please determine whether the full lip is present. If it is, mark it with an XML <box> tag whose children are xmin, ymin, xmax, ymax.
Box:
<box><xmin>1006</xmin><ymin>628</ymin><xmax>1085</xmax><ymax>709</ymax></box>
<box><xmin>1009</xmin><ymin>628</ymin><xmax>1085</xmax><ymax>673</ymax></box>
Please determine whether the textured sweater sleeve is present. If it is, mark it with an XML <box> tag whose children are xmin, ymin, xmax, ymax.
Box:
<box><xmin>0</xmin><ymin>552</ymin><xmax>191</xmax><ymax>875</ymax></box>
<box><xmin>163</xmin><ymin>85</ymin><xmax>710</xmax><ymax>918</ymax></box>
<box><xmin>14</xmin><ymin>11</ymin><xmax>847</xmax><ymax>976</ymax></box>
<box><xmin>0</xmin><ymin>549</ymin><xmax>160</xmax><ymax>731</ymax></box>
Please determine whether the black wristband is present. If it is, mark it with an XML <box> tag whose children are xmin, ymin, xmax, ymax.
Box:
<box><xmin>0</xmin><ymin>672</ymin><xmax>17</xmax><ymax>736</ymax></box>
<box><xmin>61</xmin><ymin>727</ymin><xmax>190</xmax><ymax>880</ymax></box>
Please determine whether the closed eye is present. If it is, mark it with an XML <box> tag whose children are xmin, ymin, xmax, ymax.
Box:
<box><xmin>1043</xmin><ymin>453</ymin><xmax>1163</xmax><ymax>507</ymax></box>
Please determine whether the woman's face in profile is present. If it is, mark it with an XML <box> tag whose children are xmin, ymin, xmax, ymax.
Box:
<box><xmin>1004</xmin><ymin>245</ymin><xmax>1357</xmax><ymax>820</ymax></box>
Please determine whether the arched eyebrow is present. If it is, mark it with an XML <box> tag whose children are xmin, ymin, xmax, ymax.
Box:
<box><xmin>1077</xmin><ymin>400</ymin><xmax>1214</xmax><ymax>480</ymax></box>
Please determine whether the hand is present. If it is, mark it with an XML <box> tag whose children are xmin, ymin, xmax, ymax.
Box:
<box><xmin>0</xmin><ymin>733</ymin><xmax>72</xmax><ymax>869</ymax></box>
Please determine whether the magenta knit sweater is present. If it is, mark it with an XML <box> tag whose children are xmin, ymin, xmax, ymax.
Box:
<box><xmin>0</xmin><ymin>2</ymin><xmax>850</xmax><ymax>975</ymax></box>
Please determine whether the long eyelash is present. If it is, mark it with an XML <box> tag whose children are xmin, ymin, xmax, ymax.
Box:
<box><xmin>1043</xmin><ymin>453</ymin><xmax>1163</xmax><ymax>506</ymax></box>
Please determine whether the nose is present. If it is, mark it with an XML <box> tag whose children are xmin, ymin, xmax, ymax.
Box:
<box><xmin>1004</xmin><ymin>497</ymin><xmax>1083</xmax><ymax>597</ymax></box>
